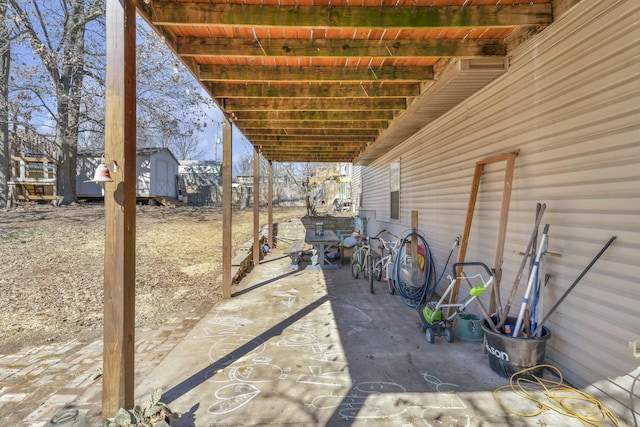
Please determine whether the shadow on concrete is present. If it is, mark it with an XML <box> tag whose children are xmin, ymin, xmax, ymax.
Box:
<box><xmin>161</xmin><ymin>294</ymin><xmax>330</xmax><ymax>404</ymax></box>
<box><xmin>231</xmin><ymin>270</ymin><xmax>299</xmax><ymax>297</ymax></box>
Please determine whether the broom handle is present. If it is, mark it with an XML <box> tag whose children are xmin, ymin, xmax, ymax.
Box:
<box><xmin>512</xmin><ymin>224</ymin><xmax>549</xmax><ymax>337</ymax></box>
<box><xmin>532</xmin><ymin>235</ymin><xmax>617</xmax><ymax>337</ymax></box>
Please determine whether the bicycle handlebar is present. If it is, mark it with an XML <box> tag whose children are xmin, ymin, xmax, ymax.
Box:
<box><xmin>452</xmin><ymin>262</ymin><xmax>494</xmax><ymax>278</ymax></box>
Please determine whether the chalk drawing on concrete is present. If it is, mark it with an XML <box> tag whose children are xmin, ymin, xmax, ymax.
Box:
<box><xmin>296</xmin><ymin>365</ymin><xmax>351</xmax><ymax>388</ymax></box>
<box><xmin>421</xmin><ymin>371</ymin><xmax>459</xmax><ymax>393</ymax></box>
<box><xmin>206</xmin><ymin>383</ymin><xmax>260</xmax><ymax>415</ymax></box>
<box><xmin>307</xmin><ymin>381</ymin><xmax>469</xmax><ymax>421</ymax></box>
<box><xmin>193</xmin><ymin>315</ymin><xmax>254</xmax><ymax>339</ymax></box>
<box><xmin>282</xmin><ymin>298</ymin><xmax>296</xmax><ymax>308</ymax></box>
<box><xmin>208</xmin><ymin>334</ymin><xmax>266</xmax><ymax>366</ymax></box>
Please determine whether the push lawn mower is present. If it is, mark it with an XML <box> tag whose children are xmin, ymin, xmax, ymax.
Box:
<box><xmin>418</xmin><ymin>262</ymin><xmax>494</xmax><ymax>343</ymax></box>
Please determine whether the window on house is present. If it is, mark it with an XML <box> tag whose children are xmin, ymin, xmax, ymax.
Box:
<box><xmin>390</xmin><ymin>161</ymin><xmax>400</xmax><ymax>220</ymax></box>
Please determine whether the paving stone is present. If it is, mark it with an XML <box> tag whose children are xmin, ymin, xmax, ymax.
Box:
<box><xmin>0</xmin><ymin>392</ymin><xmax>29</xmax><ymax>402</ymax></box>
<box><xmin>23</xmin><ymin>393</ymin><xmax>78</xmax><ymax>422</ymax></box>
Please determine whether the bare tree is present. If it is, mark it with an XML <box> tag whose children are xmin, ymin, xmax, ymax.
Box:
<box><xmin>164</xmin><ymin>134</ymin><xmax>205</xmax><ymax>161</ymax></box>
<box><xmin>0</xmin><ymin>2</ymin><xmax>10</xmax><ymax>207</ymax></box>
<box><xmin>6</xmin><ymin>1</ymin><xmax>220</xmax><ymax>207</ymax></box>
<box><xmin>134</xmin><ymin>23</ymin><xmax>214</xmax><ymax>154</ymax></box>
<box><xmin>9</xmin><ymin>0</ymin><xmax>104</xmax><ymax>204</ymax></box>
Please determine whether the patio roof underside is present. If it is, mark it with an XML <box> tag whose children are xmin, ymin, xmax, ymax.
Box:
<box><xmin>137</xmin><ymin>0</ymin><xmax>553</xmax><ymax>164</ymax></box>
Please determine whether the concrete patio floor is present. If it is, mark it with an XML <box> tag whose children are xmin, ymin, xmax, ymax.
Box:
<box><xmin>1</xmin><ymin>246</ymin><xmax>595</xmax><ymax>426</ymax></box>
<box><xmin>135</xmin><ymin>249</ymin><xmax>586</xmax><ymax>427</ymax></box>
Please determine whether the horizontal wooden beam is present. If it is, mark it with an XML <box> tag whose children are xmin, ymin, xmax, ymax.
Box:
<box><xmin>260</xmin><ymin>152</ymin><xmax>362</xmax><ymax>160</ymax></box>
<box><xmin>254</xmin><ymin>143</ymin><xmax>367</xmax><ymax>154</ymax></box>
<box><xmin>252</xmin><ymin>139</ymin><xmax>369</xmax><ymax>148</ymax></box>
<box><xmin>208</xmin><ymin>82</ymin><xmax>421</xmax><ymax>98</ymax></box>
<box><xmin>153</xmin><ymin>3</ymin><xmax>552</xmax><ymax>29</ymax></box>
<box><xmin>178</xmin><ymin>36</ymin><xmax>507</xmax><ymax>58</ymax></box>
<box><xmin>242</xmin><ymin>128</ymin><xmax>380</xmax><ymax>137</ymax></box>
<box><xmin>200</xmin><ymin>64</ymin><xmax>433</xmax><ymax>82</ymax></box>
<box><xmin>261</xmin><ymin>153</ymin><xmax>357</xmax><ymax>163</ymax></box>
<box><xmin>232</xmin><ymin>110</ymin><xmax>395</xmax><ymax>121</ymax></box>
<box><xmin>250</xmin><ymin>135</ymin><xmax>376</xmax><ymax>147</ymax></box>
<box><xmin>222</xmin><ymin>97</ymin><xmax>406</xmax><ymax>111</ymax></box>
<box><xmin>236</xmin><ymin>120</ymin><xmax>389</xmax><ymax>129</ymax></box>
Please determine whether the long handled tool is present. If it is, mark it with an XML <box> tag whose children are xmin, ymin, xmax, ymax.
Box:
<box><xmin>529</xmin><ymin>236</ymin><xmax>548</xmax><ymax>336</ymax></box>
<box><xmin>512</xmin><ymin>224</ymin><xmax>549</xmax><ymax>337</ymax></box>
<box><xmin>495</xmin><ymin>203</ymin><xmax>546</xmax><ymax>331</ymax></box>
<box><xmin>532</xmin><ymin>235</ymin><xmax>617</xmax><ymax>337</ymax></box>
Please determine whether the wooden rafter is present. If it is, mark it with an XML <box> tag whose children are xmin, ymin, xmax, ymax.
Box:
<box><xmin>222</xmin><ymin>97</ymin><xmax>406</xmax><ymax>111</ymax></box>
<box><xmin>249</xmin><ymin>135</ymin><xmax>375</xmax><ymax>143</ymax></box>
<box><xmin>178</xmin><ymin>37</ymin><xmax>507</xmax><ymax>58</ymax></box>
<box><xmin>232</xmin><ymin>110</ymin><xmax>395</xmax><ymax>121</ymax></box>
<box><xmin>207</xmin><ymin>82</ymin><xmax>421</xmax><ymax>98</ymax></box>
<box><xmin>236</xmin><ymin>120</ymin><xmax>389</xmax><ymax>129</ymax></box>
<box><xmin>241</xmin><ymin>128</ymin><xmax>380</xmax><ymax>136</ymax></box>
<box><xmin>199</xmin><ymin>64</ymin><xmax>434</xmax><ymax>82</ymax></box>
<box><xmin>153</xmin><ymin>3</ymin><xmax>552</xmax><ymax>29</ymax></box>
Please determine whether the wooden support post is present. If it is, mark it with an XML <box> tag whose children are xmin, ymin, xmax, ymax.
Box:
<box><xmin>221</xmin><ymin>117</ymin><xmax>233</xmax><ymax>299</ymax></box>
<box><xmin>411</xmin><ymin>210</ymin><xmax>419</xmax><ymax>258</ymax></box>
<box><xmin>103</xmin><ymin>0</ymin><xmax>136</xmax><ymax>416</ymax></box>
<box><xmin>268</xmin><ymin>161</ymin><xmax>273</xmax><ymax>249</ymax></box>
<box><xmin>253</xmin><ymin>147</ymin><xmax>260</xmax><ymax>267</ymax></box>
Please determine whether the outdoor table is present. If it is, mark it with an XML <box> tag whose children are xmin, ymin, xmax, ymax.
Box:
<box><xmin>304</xmin><ymin>229</ymin><xmax>340</xmax><ymax>270</ymax></box>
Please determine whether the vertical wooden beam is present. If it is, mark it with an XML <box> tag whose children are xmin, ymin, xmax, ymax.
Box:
<box><xmin>268</xmin><ymin>161</ymin><xmax>273</xmax><ymax>250</ymax></box>
<box><xmin>253</xmin><ymin>147</ymin><xmax>260</xmax><ymax>266</ymax></box>
<box><xmin>446</xmin><ymin>161</ymin><xmax>483</xmax><ymax>316</ymax></box>
<box><xmin>221</xmin><ymin>117</ymin><xmax>233</xmax><ymax>299</ymax></box>
<box><xmin>490</xmin><ymin>151</ymin><xmax>518</xmax><ymax>313</ymax></box>
<box><xmin>448</xmin><ymin>151</ymin><xmax>519</xmax><ymax>313</ymax></box>
<box><xmin>411</xmin><ymin>210</ymin><xmax>418</xmax><ymax>259</ymax></box>
<box><xmin>411</xmin><ymin>211</ymin><xmax>419</xmax><ymax>231</ymax></box>
<box><xmin>103</xmin><ymin>0</ymin><xmax>136</xmax><ymax>416</ymax></box>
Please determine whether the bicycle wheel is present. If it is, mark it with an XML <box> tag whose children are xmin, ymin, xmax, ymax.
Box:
<box><xmin>386</xmin><ymin>260</ymin><xmax>396</xmax><ymax>294</ymax></box>
<box><xmin>366</xmin><ymin>253</ymin><xmax>374</xmax><ymax>293</ymax></box>
<box><xmin>362</xmin><ymin>252</ymin><xmax>369</xmax><ymax>281</ymax></box>
<box><xmin>387</xmin><ymin>277</ymin><xmax>396</xmax><ymax>294</ymax></box>
<box><xmin>350</xmin><ymin>250</ymin><xmax>360</xmax><ymax>279</ymax></box>
<box><xmin>373</xmin><ymin>256</ymin><xmax>383</xmax><ymax>281</ymax></box>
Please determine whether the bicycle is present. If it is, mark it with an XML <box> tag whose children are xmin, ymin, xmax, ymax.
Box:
<box><xmin>351</xmin><ymin>230</ymin><xmax>386</xmax><ymax>293</ymax></box>
<box><xmin>371</xmin><ymin>234</ymin><xmax>401</xmax><ymax>294</ymax></box>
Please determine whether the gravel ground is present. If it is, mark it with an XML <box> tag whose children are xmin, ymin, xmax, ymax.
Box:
<box><xmin>0</xmin><ymin>203</ymin><xmax>307</xmax><ymax>354</ymax></box>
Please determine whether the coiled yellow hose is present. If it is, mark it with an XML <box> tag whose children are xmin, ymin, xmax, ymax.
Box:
<box><xmin>492</xmin><ymin>364</ymin><xmax>620</xmax><ymax>426</ymax></box>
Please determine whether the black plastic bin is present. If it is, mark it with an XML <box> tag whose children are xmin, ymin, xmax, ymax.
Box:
<box><xmin>481</xmin><ymin>316</ymin><xmax>550</xmax><ymax>379</ymax></box>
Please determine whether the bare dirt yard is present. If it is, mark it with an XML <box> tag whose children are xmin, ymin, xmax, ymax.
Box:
<box><xmin>0</xmin><ymin>203</ymin><xmax>307</xmax><ymax>354</ymax></box>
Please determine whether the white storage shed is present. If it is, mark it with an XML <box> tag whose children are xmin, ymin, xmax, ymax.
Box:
<box><xmin>77</xmin><ymin>147</ymin><xmax>179</xmax><ymax>200</ymax></box>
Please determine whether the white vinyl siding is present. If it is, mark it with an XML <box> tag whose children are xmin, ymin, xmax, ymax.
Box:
<box><xmin>359</xmin><ymin>0</ymin><xmax>639</xmax><ymax>421</ymax></box>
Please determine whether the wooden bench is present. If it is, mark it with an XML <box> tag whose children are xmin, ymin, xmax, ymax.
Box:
<box><xmin>283</xmin><ymin>239</ymin><xmax>306</xmax><ymax>269</ymax></box>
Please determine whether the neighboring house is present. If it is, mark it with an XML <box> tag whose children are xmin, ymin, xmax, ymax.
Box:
<box><xmin>352</xmin><ymin>0</ymin><xmax>638</xmax><ymax>419</ymax></box>
<box><xmin>77</xmin><ymin>147</ymin><xmax>179</xmax><ymax>200</ymax></box>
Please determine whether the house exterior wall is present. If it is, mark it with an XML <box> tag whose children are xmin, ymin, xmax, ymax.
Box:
<box><xmin>358</xmin><ymin>0</ymin><xmax>639</xmax><ymax>421</ymax></box>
